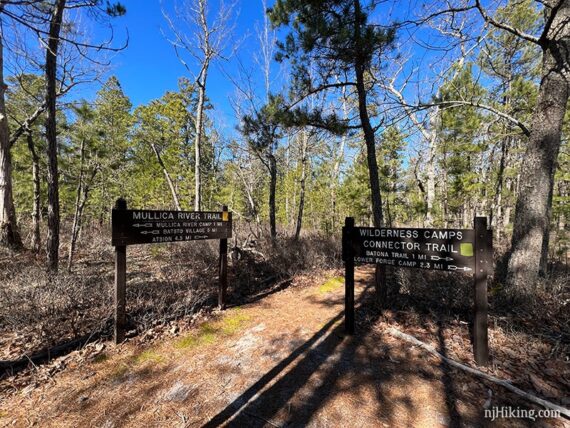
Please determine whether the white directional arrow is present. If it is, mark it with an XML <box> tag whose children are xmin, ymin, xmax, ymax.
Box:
<box><xmin>448</xmin><ymin>265</ymin><xmax>472</xmax><ymax>272</ymax></box>
<box><xmin>141</xmin><ymin>230</ymin><xmax>160</xmax><ymax>235</ymax></box>
<box><xmin>193</xmin><ymin>235</ymin><xmax>209</xmax><ymax>239</ymax></box>
<box><xmin>431</xmin><ymin>255</ymin><xmax>454</xmax><ymax>262</ymax></box>
<box><xmin>133</xmin><ymin>223</ymin><xmax>153</xmax><ymax>228</ymax></box>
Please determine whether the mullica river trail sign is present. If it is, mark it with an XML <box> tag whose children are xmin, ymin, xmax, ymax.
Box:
<box><xmin>112</xmin><ymin>209</ymin><xmax>232</xmax><ymax>246</ymax></box>
<box><xmin>342</xmin><ymin>216</ymin><xmax>493</xmax><ymax>366</ymax></box>
<box><xmin>111</xmin><ymin>198</ymin><xmax>232</xmax><ymax>344</ymax></box>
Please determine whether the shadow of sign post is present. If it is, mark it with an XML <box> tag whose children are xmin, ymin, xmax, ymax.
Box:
<box><xmin>111</xmin><ymin>198</ymin><xmax>232</xmax><ymax>344</ymax></box>
<box><xmin>342</xmin><ymin>216</ymin><xmax>492</xmax><ymax>365</ymax></box>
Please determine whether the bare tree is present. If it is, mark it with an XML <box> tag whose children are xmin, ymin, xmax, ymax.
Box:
<box><xmin>163</xmin><ymin>0</ymin><xmax>236</xmax><ymax>211</ymax></box>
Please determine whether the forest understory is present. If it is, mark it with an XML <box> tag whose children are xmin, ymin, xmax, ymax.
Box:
<box><xmin>1</xmin><ymin>221</ymin><xmax>568</xmax><ymax>426</ymax></box>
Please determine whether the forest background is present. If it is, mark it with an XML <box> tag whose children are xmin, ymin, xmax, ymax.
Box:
<box><xmin>0</xmin><ymin>0</ymin><xmax>569</xmax><ymax>361</ymax></box>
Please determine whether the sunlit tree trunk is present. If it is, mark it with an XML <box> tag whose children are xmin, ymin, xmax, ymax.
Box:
<box><xmin>45</xmin><ymin>0</ymin><xmax>66</xmax><ymax>271</ymax></box>
<box><xmin>294</xmin><ymin>130</ymin><xmax>308</xmax><ymax>240</ymax></box>
<box><xmin>354</xmin><ymin>0</ymin><xmax>385</xmax><ymax>304</ymax></box>
<box><xmin>268</xmin><ymin>153</ymin><xmax>277</xmax><ymax>242</ymax></box>
<box><xmin>194</xmin><ymin>66</ymin><xmax>208</xmax><ymax>211</ymax></box>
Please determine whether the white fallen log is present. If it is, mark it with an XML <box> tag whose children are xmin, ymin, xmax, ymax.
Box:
<box><xmin>386</xmin><ymin>326</ymin><xmax>570</xmax><ymax>419</ymax></box>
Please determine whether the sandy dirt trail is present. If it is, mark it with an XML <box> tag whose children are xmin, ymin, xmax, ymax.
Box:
<box><xmin>1</xmin><ymin>268</ymin><xmax>562</xmax><ymax>427</ymax></box>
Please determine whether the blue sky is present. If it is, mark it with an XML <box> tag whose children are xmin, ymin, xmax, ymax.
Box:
<box><xmin>72</xmin><ymin>0</ymin><xmax>457</xmax><ymax>142</ymax></box>
<box><xmin>93</xmin><ymin>0</ymin><xmax>276</xmax><ymax>132</ymax></box>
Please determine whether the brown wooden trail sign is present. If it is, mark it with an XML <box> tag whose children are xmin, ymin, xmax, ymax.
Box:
<box><xmin>111</xmin><ymin>198</ymin><xmax>232</xmax><ymax>344</ymax></box>
<box><xmin>342</xmin><ymin>216</ymin><xmax>493</xmax><ymax>366</ymax></box>
<box><xmin>112</xmin><ymin>209</ymin><xmax>231</xmax><ymax>246</ymax></box>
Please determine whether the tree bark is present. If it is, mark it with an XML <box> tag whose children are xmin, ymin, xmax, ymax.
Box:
<box><xmin>0</xmin><ymin>7</ymin><xmax>23</xmax><ymax>250</ymax></box>
<box><xmin>507</xmin><ymin>2</ymin><xmax>570</xmax><ymax>289</ymax></box>
<box><xmin>268</xmin><ymin>152</ymin><xmax>277</xmax><ymax>242</ymax></box>
<box><xmin>150</xmin><ymin>141</ymin><xmax>182</xmax><ymax>210</ymax></box>
<box><xmin>194</xmin><ymin>69</ymin><xmax>207</xmax><ymax>211</ymax></box>
<box><xmin>66</xmin><ymin>171</ymin><xmax>94</xmax><ymax>271</ymax></box>
<box><xmin>294</xmin><ymin>130</ymin><xmax>308</xmax><ymax>241</ymax></box>
<box><xmin>26</xmin><ymin>132</ymin><xmax>41</xmax><ymax>253</ymax></box>
<box><xmin>45</xmin><ymin>0</ymin><xmax>66</xmax><ymax>271</ymax></box>
<box><xmin>425</xmin><ymin>108</ymin><xmax>439</xmax><ymax>227</ymax></box>
<box><xmin>285</xmin><ymin>142</ymin><xmax>290</xmax><ymax>227</ymax></box>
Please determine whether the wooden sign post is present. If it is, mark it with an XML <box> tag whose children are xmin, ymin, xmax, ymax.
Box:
<box><xmin>342</xmin><ymin>217</ymin><xmax>355</xmax><ymax>335</ymax></box>
<box><xmin>473</xmin><ymin>216</ymin><xmax>491</xmax><ymax>366</ymax></box>
<box><xmin>218</xmin><ymin>205</ymin><xmax>229</xmax><ymax>309</ymax></box>
<box><xmin>114</xmin><ymin>198</ymin><xmax>127</xmax><ymax>344</ymax></box>
<box><xmin>111</xmin><ymin>199</ymin><xmax>232</xmax><ymax>344</ymax></box>
<box><xmin>342</xmin><ymin>216</ymin><xmax>492</xmax><ymax>365</ymax></box>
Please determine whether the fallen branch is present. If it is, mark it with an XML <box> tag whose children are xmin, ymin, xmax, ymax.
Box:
<box><xmin>0</xmin><ymin>330</ymin><xmax>107</xmax><ymax>373</ymax></box>
<box><xmin>386</xmin><ymin>327</ymin><xmax>570</xmax><ymax>419</ymax></box>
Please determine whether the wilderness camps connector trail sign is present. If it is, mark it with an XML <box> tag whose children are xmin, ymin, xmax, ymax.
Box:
<box><xmin>111</xmin><ymin>198</ymin><xmax>232</xmax><ymax>344</ymax></box>
<box><xmin>345</xmin><ymin>226</ymin><xmax>476</xmax><ymax>272</ymax></box>
<box><xmin>342</xmin><ymin>217</ymin><xmax>493</xmax><ymax>366</ymax></box>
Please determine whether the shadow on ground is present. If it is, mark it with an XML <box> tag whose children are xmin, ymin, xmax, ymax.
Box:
<box><xmin>201</xmin><ymin>282</ymin><xmax>481</xmax><ymax>428</ymax></box>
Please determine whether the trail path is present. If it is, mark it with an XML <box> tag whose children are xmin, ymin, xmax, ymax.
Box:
<box><xmin>1</xmin><ymin>269</ymin><xmax>566</xmax><ymax>427</ymax></box>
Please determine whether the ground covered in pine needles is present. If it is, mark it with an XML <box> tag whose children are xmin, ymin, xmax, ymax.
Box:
<box><xmin>1</xmin><ymin>259</ymin><xmax>568</xmax><ymax>426</ymax></box>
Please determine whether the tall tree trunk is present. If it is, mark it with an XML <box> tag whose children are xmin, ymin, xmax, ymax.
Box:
<box><xmin>45</xmin><ymin>0</ymin><xmax>66</xmax><ymax>271</ymax></box>
<box><xmin>294</xmin><ymin>130</ymin><xmax>308</xmax><ymax>241</ymax></box>
<box><xmin>442</xmin><ymin>152</ymin><xmax>449</xmax><ymax>228</ymax></box>
<box><xmin>507</xmin><ymin>3</ymin><xmax>570</xmax><ymax>289</ymax></box>
<box><xmin>68</xmin><ymin>138</ymin><xmax>85</xmax><ymax>271</ymax></box>
<box><xmin>194</xmin><ymin>67</ymin><xmax>208</xmax><ymax>211</ymax></box>
<box><xmin>27</xmin><ymin>131</ymin><xmax>41</xmax><ymax>253</ymax></box>
<box><xmin>354</xmin><ymin>0</ymin><xmax>385</xmax><ymax>305</ymax></box>
<box><xmin>285</xmin><ymin>142</ymin><xmax>290</xmax><ymax>227</ymax></box>
<box><xmin>67</xmin><ymin>172</ymin><xmax>94</xmax><ymax>271</ymax></box>
<box><xmin>0</xmin><ymin>9</ymin><xmax>23</xmax><ymax>250</ymax></box>
<box><xmin>355</xmin><ymin>75</ymin><xmax>383</xmax><ymax>226</ymax></box>
<box><xmin>268</xmin><ymin>152</ymin><xmax>277</xmax><ymax>242</ymax></box>
<box><xmin>150</xmin><ymin>141</ymin><xmax>181</xmax><ymax>210</ymax></box>
<box><xmin>425</xmin><ymin>107</ymin><xmax>439</xmax><ymax>227</ymax></box>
